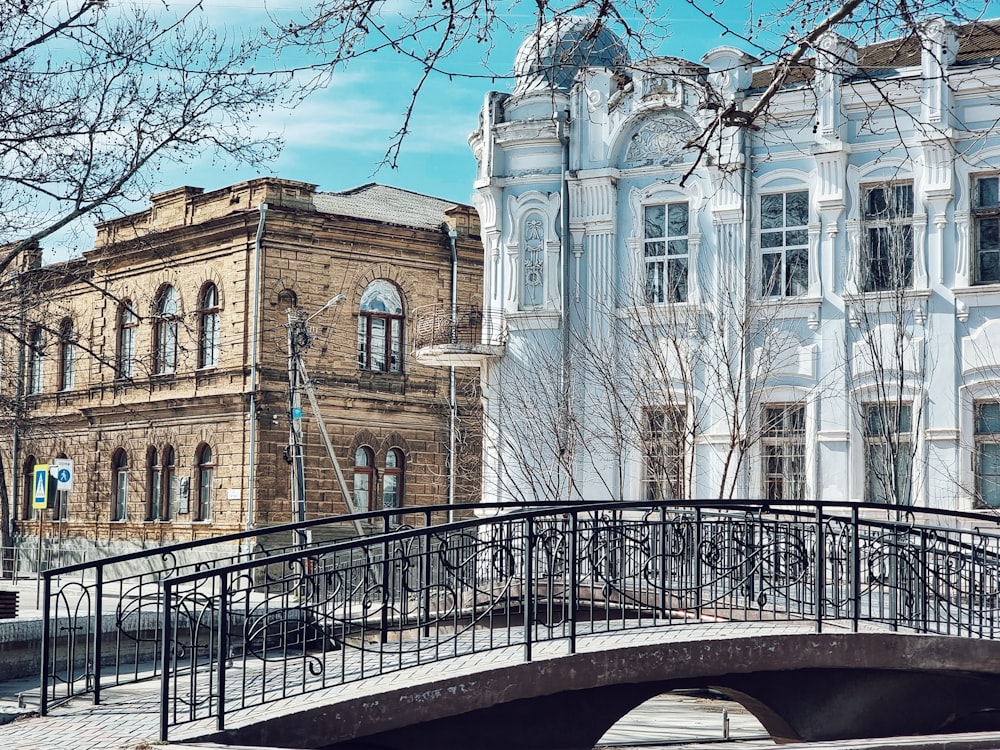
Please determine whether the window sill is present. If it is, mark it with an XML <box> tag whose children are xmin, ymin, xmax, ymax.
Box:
<box><xmin>953</xmin><ymin>285</ymin><xmax>1000</xmax><ymax>305</ymax></box>
<box><xmin>505</xmin><ymin>310</ymin><xmax>561</xmax><ymax>330</ymax></box>
<box><xmin>753</xmin><ymin>296</ymin><xmax>822</xmax><ymax>320</ymax></box>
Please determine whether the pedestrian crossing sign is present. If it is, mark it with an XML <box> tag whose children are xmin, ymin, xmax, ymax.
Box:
<box><xmin>33</xmin><ymin>464</ymin><xmax>49</xmax><ymax>508</ymax></box>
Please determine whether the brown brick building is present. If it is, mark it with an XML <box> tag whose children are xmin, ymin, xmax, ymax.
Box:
<box><xmin>1</xmin><ymin>178</ymin><xmax>483</xmax><ymax>559</ymax></box>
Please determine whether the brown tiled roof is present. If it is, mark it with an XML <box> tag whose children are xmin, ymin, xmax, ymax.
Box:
<box><xmin>312</xmin><ymin>183</ymin><xmax>468</xmax><ymax>232</ymax></box>
<box><xmin>750</xmin><ymin>18</ymin><xmax>1000</xmax><ymax>90</ymax></box>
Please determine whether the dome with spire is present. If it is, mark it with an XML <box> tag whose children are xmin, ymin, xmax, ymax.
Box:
<box><xmin>513</xmin><ymin>17</ymin><xmax>629</xmax><ymax>95</ymax></box>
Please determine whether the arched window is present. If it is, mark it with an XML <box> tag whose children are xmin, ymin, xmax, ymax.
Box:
<box><xmin>59</xmin><ymin>319</ymin><xmax>76</xmax><ymax>391</ymax></box>
<box><xmin>353</xmin><ymin>447</ymin><xmax>375</xmax><ymax>512</ymax></box>
<box><xmin>112</xmin><ymin>448</ymin><xmax>129</xmax><ymax>521</ymax></box>
<box><xmin>27</xmin><ymin>326</ymin><xmax>44</xmax><ymax>394</ymax></box>
<box><xmin>277</xmin><ymin>288</ymin><xmax>297</xmax><ymax>309</ymax></box>
<box><xmin>198</xmin><ymin>283</ymin><xmax>220</xmax><ymax>369</ymax></box>
<box><xmin>118</xmin><ymin>301</ymin><xmax>137</xmax><ymax>379</ymax></box>
<box><xmin>162</xmin><ymin>445</ymin><xmax>176</xmax><ymax>521</ymax></box>
<box><xmin>146</xmin><ymin>447</ymin><xmax>161</xmax><ymax>521</ymax></box>
<box><xmin>153</xmin><ymin>286</ymin><xmax>179</xmax><ymax>375</ymax></box>
<box><xmin>22</xmin><ymin>455</ymin><xmax>36</xmax><ymax>520</ymax></box>
<box><xmin>195</xmin><ymin>444</ymin><xmax>214</xmax><ymax>521</ymax></box>
<box><xmin>357</xmin><ymin>281</ymin><xmax>404</xmax><ymax>373</ymax></box>
<box><xmin>382</xmin><ymin>448</ymin><xmax>404</xmax><ymax>511</ymax></box>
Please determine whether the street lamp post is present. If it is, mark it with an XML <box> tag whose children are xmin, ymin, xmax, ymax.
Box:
<box><xmin>287</xmin><ymin>307</ymin><xmax>310</xmax><ymax>545</ymax></box>
<box><xmin>286</xmin><ymin>295</ymin><xmax>360</xmax><ymax>543</ymax></box>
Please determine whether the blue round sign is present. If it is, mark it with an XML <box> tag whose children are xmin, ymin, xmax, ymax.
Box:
<box><xmin>57</xmin><ymin>468</ymin><xmax>71</xmax><ymax>483</ymax></box>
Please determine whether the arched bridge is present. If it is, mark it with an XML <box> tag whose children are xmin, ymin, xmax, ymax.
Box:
<box><xmin>37</xmin><ymin>501</ymin><xmax>1000</xmax><ymax>748</ymax></box>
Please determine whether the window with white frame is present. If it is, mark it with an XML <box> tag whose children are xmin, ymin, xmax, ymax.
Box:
<box><xmin>195</xmin><ymin>444</ymin><xmax>214</xmax><ymax>521</ymax></box>
<box><xmin>973</xmin><ymin>175</ymin><xmax>1000</xmax><ymax>285</ymax></box>
<box><xmin>198</xmin><ymin>283</ymin><xmax>220</xmax><ymax>369</ymax></box>
<box><xmin>154</xmin><ymin>286</ymin><xmax>179</xmax><ymax>374</ymax></box>
<box><xmin>643</xmin><ymin>408</ymin><xmax>685</xmax><ymax>501</ymax></box>
<box><xmin>862</xmin><ymin>183</ymin><xmax>914</xmax><ymax>292</ymax></box>
<box><xmin>864</xmin><ymin>403</ymin><xmax>913</xmax><ymax>504</ymax></box>
<box><xmin>27</xmin><ymin>326</ymin><xmax>44</xmax><ymax>394</ymax></box>
<box><xmin>975</xmin><ymin>401</ymin><xmax>1000</xmax><ymax>507</ymax></box>
<box><xmin>357</xmin><ymin>281</ymin><xmax>404</xmax><ymax>373</ymax></box>
<box><xmin>761</xmin><ymin>404</ymin><xmax>806</xmax><ymax>501</ymax></box>
<box><xmin>760</xmin><ymin>191</ymin><xmax>809</xmax><ymax>297</ymax></box>
<box><xmin>112</xmin><ymin>448</ymin><xmax>128</xmax><ymax>521</ymax></box>
<box><xmin>59</xmin><ymin>318</ymin><xmax>75</xmax><ymax>391</ymax></box>
<box><xmin>644</xmin><ymin>203</ymin><xmax>689</xmax><ymax>303</ymax></box>
<box><xmin>118</xmin><ymin>301</ymin><xmax>137</xmax><ymax>379</ymax></box>
<box><xmin>353</xmin><ymin>446</ymin><xmax>375</xmax><ymax>511</ymax></box>
<box><xmin>147</xmin><ymin>447</ymin><xmax>161</xmax><ymax>521</ymax></box>
<box><xmin>382</xmin><ymin>448</ymin><xmax>404</xmax><ymax>510</ymax></box>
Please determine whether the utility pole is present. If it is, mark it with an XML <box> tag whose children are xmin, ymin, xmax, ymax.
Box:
<box><xmin>287</xmin><ymin>308</ymin><xmax>309</xmax><ymax>547</ymax></box>
<box><xmin>285</xmin><ymin>295</ymin><xmax>363</xmax><ymax>540</ymax></box>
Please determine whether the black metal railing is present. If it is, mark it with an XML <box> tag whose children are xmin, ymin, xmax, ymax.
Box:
<box><xmin>38</xmin><ymin>500</ymin><xmax>1000</xmax><ymax>741</ymax></box>
<box><xmin>410</xmin><ymin>303</ymin><xmax>504</xmax><ymax>350</ymax></box>
<box><xmin>37</xmin><ymin>504</ymin><xmax>475</xmax><ymax>714</ymax></box>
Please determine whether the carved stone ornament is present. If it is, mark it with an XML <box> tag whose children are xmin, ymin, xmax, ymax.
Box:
<box><xmin>624</xmin><ymin>116</ymin><xmax>699</xmax><ymax>168</ymax></box>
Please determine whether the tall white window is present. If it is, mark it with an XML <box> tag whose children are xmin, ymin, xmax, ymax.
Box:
<box><xmin>382</xmin><ymin>448</ymin><xmax>404</xmax><ymax>510</ymax></box>
<box><xmin>196</xmin><ymin>444</ymin><xmax>214</xmax><ymax>521</ymax></box>
<box><xmin>864</xmin><ymin>403</ymin><xmax>913</xmax><ymax>504</ymax></box>
<box><xmin>112</xmin><ymin>448</ymin><xmax>128</xmax><ymax>521</ymax></box>
<box><xmin>976</xmin><ymin>401</ymin><xmax>1000</xmax><ymax>507</ymax></box>
<box><xmin>760</xmin><ymin>191</ymin><xmax>809</xmax><ymax>297</ymax></box>
<box><xmin>973</xmin><ymin>175</ymin><xmax>1000</xmax><ymax>285</ymax></box>
<box><xmin>762</xmin><ymin>405</ymin><xmax>806</xmax><ymax>500</ymax></box>
<box><xmin>862</xmin><ymin>183</ymin><xmax>914</xmax><ymax>292</ymax></box>
<box><xmin>357</xmin><ymin>281</ymin><xmax>404</xmax><ymax>373</ymax></box>
<box><xmin>147</xmin><ymin>447</ymin><xmax>161</xmax><ymax>521</ymax></box>
<box><xmin>643</xmin><ymin>408</ymin><xmax>685</xmax><ymax>501</ymax></box>
<box><xmin>154</xmin><ymin>286</ymin><xmax>179</xmax><ymax>374</ymax></box>
<box><xmin>644</xmin><ymin>203</ymin><xmax>689</xmax><ymax>303</ymax></box>
<box><xmin>118</xmin><ymin>301</ymin><xmax>137</xmax><ymax>379</ymax></box>
<box><xmin>163</xmin><ymin>446</ymin><xmax>176</xmax><ymax>521</ymax></box>
<box><xmin>354</xmin><ymin>446</ymin><xmax>375</xmax><ymax>511</ymax></box>
<box><xmin>59</xmin><ymin>319</ymin><xmax>75</xmax><ymax>391</ymax></box>
<box><xmin>198</xmin><ymin>283</ymin><xmax>220</xmax><ymax>369</ymax></box>
<box><xmin>27</xmin><ymin>326</ymin><xmax>44</xmax><ymax>394</ymax></box>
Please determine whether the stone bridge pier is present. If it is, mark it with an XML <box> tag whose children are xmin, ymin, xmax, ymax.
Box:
<box><xmin>204</xmin><ymin>631</ymin><xmax>1000</xmax><ymax>750</ymax></box>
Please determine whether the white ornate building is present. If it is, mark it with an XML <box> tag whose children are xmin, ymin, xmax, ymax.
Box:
<box><xmin>460</xmin><ymin>17</ymin><xmax>1000</xmax><ymax>509</ymax></box>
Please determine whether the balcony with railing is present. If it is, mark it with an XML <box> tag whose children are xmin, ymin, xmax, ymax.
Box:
<box><xmin>410</xmin><ymin>303</ymin><xmax>505</xmax><ymax>366</ymax></box>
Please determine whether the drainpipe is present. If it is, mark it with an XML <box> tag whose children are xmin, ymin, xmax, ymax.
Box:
<box><xmin>741</xmin><ymin>114</ymin><xmax>754</xmax><ymax>499</ymax></box>
<box><xmin>246</xmin><ymin>203</ymin><xmax>267</xmax><ymax>533</ymax></box>
<box><xmin>448</xmin><ymin>229</ymin><xmax>458</xmax><ymax>523</ymax></box>
<box><xmin>558</xmin><ymin>110</ymin><xmax>572</xmax><ymax>502</ymax></box>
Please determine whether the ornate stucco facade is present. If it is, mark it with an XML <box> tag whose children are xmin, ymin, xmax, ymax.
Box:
<box><xmin>470</xmin><ymin>18</ymin><xmax>1000</xmax><ymax>509</ymax></box>
<box><xmin>2</xmin><ymin>178</ymin><xmax>482</xmax><ymax>558</ymax></box>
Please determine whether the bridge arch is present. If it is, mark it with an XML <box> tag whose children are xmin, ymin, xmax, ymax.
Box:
<box><xmin>204</xmin><ymin>631</ymin><xmax>1000</xmax><ymax>750</ymax></box>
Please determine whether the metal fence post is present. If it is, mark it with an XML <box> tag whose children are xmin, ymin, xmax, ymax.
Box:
<box><xmin>523</xmin><ymin>516</ymin><xmax>534</xmax><ymax>662</ymax></box>
<box><xmin>568</xmin><ymin>512</ymin><xmax>578</xmax><ymax>654</ymax></box>
<box><xmin>93</xmin><ymin>565</ymin><xmax>103</xmax><ymax>705</ymax></box>
<box><xmin>159</xmin><ymin>580</ymin><xmax>173</xmax><ymax>743</ymax></box>
<box><xmin>40</xmin><ymin>572</ymin><xmax>51</xmax><ymax>716</ymax></box>
<box><xmin>216</xmin><ymin>571</ymin><xmax>229</xmax><ymax>731</ymax></box>
<box><xmin>851</xmin><ymin>506</ymin><xmax>860</xmax><ymax>633</ymax></box>
<box><xmin>694</xmin><ymin>507</ymin><xmax>703</xmax><ymax>620</ymax></box>
<box><xmin>815</xmin><ymin>505</ymin><xmax>825</xmax><ymax>633</ymax></box>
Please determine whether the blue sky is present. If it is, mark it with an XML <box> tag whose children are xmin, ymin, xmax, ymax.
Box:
<box><xmin>54</xmin><ymin>0</ymin><xmax>999</xmax><ymax>256</ymax></box>
<box><xmin>154</xmin><ymin>2</ymin><xmax>791</xmax><ymax>207</ymax></box>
